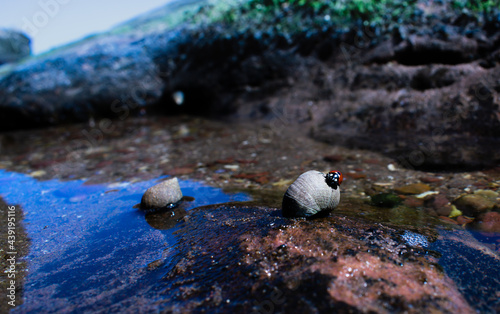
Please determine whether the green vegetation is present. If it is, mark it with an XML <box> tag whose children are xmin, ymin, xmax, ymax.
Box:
<box><xmin>451</xmin><ymin>0</ymin><xmax>500</xmax><ymax>16</ymax></box>
<box><xmin>190</xmin><ymin>0</ymin><xmax>499</xmax><ymax>34</ymax></box>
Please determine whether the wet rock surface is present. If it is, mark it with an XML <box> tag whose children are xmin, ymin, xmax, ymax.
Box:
<box><xmin>142</xmin><ymin>204</ymin><xmax>498</xmax><ymax>313</ymax></box>
<box><xmin>454</xmin><ymin>194</ymin><xmax>496</xmax><ymax>216</ymax></box>
<box><xmin>0</xmin><ymin>115</ymin><xmax>499</xmax><ymax>229</ymax></box>
<box><xmin>0</xmin><ymin>36</ymin><xmax>163</xmax><ymax>128</ymax></box>
<box><xmin>0</xmin><ymin>2</ymin><xmax>499</xmax><ymax>168</ymax></box>
<box><xmin>0</xmin><ymin>116</ymin><xmax>499</xmax><ymax>312</ymax></box>
<box><xmin>0</xmin><ymin>1</ymin><xmax>499</xmax><ymax>311</ymax></box>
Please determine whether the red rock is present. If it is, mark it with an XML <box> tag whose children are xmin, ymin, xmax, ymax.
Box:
<box><xmin>456</xmin><ymin>215</ymin><xmax>474</xmax><ymax>225</ymax></box>
<box><xmin>167</xmin><ymin>167</ymin><xmax>195</xmax><ymax>175</ymax></box>
<box><xmin>404</xmin><ymin>197</ymin><xmax>424</xmax><ymax>208</ymax></box>
<box><xmin>427</xmin><ymin>195</ymin><xmax>452</xmax><ymax>216</ymax></box>
<box><xmin>345</xmin><ymin>172</ymin><xmax>366</xmax><ymax>179</ymax></box>
<box><xmin>439</xmin><ymin>216</ymin><xmax>459</xmax><ymax>224</ymax></box>
<box><xmin>431</xmin><ymin>194</ymin><xmax>450</xmax><ymax>209</ymax></box>
<box><xmin>253</xmin><ymin>176</ymin><xmax>269</xmax><ymax>184</ymax></box>
<box><xmin>363</xmin><ymin>158</ymin><xmax>381</xmax><ymax>165</ymax></box>
<box><xmin>475</xmin><ymin>212</ymin><xmax>500</xmax><ymax>233</ymax></box>
<box><xmin>215</xmin><ymin>157</ymin><xmax>235</xmax><ymax>164</ymax></box>
<box><xmin>395</xmin><ymin>183</ymin><xmax>431</xmax><ymax>195</ymax></box>
<box><xmin>420</xmin><ymin>176</ymin><xmax>443</xmax><ymax>183</ymax></box>
<box><xmin>167</xmin><ymin>205</ymin><xmax>475</xmax><ymax>313</ymax></box>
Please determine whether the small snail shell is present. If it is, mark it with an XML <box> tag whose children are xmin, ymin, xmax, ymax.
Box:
<box><xmin>282</xmin><ymin>170</ymin><xmax>342</xmax><ymax>218</ymax></box>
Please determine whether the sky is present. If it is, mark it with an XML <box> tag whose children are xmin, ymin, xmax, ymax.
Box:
<box><xmin>0</xmin><ymin>0</ymin><xmax>172</xmax><ymax>55</ymax></box>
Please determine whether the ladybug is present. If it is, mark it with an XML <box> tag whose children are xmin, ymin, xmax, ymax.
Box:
<box><xmin>325</xmin><ymin>170</ymin><xmax>343</xmax><ymax>189</ymax></box>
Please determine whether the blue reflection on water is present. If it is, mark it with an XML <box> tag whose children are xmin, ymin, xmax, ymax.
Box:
<box><xmin>0</xmin><ymin>169</ymin><xmax>250</xmax><ymax>311</ymax></box>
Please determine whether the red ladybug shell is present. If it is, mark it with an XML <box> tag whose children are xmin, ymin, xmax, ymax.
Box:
<box><xmin>328</xmin><ymin>170</ymin><xmax>343</xmax><ymax>185</ymax></box>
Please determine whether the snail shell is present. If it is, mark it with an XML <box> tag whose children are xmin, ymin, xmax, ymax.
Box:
<box><xmin>282</xmin><ymin>170</ymin><xmax>341</xmax><ymax>218</ymax></box>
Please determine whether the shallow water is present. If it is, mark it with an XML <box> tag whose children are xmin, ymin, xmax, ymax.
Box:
<box><xmin>1</xmin><ymin>168</ymin><xmax>499</xmax><ymax>312</ymax></box>
<box><xmin>0</xmin><ymin>170</ymin><xmax>249</xmax><ymax>312</ymax></box>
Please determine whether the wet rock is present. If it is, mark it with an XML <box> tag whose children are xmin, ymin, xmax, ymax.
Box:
<box><xmin>371</xmin><ymin>193</ymin><xmax>402</xmax><ymax>208</ymax></box>
<box><xmin>474</xmin><ymin>189</ymin><xmax>499</xmax><ymax>201</ymax></box>
<box><xmin>403</xmin><ymin>196</ymin><xmax>424</xmax><ymax>208</ymax></box>
<box><xmin>474</xmin><ymin>211</ymin><xmax>500</xmax><ymax>233</ymax></box>
<box><xmin>0</xmin><ymin>29</ymin><xmax>30</xmax><ymax>65</ymax></box>
<box><xmin>453</xmin><ymin>194</ymin><xmax>496</xmax><ymax>217</ymax></box>
<box><xmin>157</xmin><ymin>205</ymin><xmax>482</xmax><ymax>312</ymax></box>
<box><xmin>427</xmin><ymin>194</ymin><xmax>452</xmax><ymax>216</ymax></box>
<box><xmin>0</xmin><ymin>1</ymin><xmax>499</xmax><ymax>172</ymax></box>
<box><xmin>312</xmin><ymin>65</ymin><xmax>500</xmax><ymax>169</ymax></box>
<box><xmin>395</xmin><ymin>183</ymin><xmax>431</xmax><ymax>195</ymax></box>
<box><xmin>394</xmin><ymin>34</ymin><xmax>477</xmax><ymax>65</ymax></box>
<box><xmin>420</xmin><ymin>176</ymin><xmax>443</xmax><ymax>184</ymax></box>
<box><xmin>141</xmin><ymin>177</ymin><xmax>182</xmax><ymax>209</ymax></box>
<box><xmin>456</xmin><ymin>215</ymin><xmax>474</xmax><ymax>226</ymax></box>
<box><xmin>0</xmin><ymin>35</ymin><xmax>164</xmax><ymax>129</ymax></box>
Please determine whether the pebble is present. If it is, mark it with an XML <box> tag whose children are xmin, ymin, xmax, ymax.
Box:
<box><xmin>29</xmin><ymin>170</ymin><xmax>46</xmax><ymax>178</ymax></box>
<box><xmin>420</xmin><ymin>176</ymin><xmax>443</xmax><ymax>183</ymax></box>
<box><xmin>448</xmin><ymin>205</ymin><xmax>462</xmax><ymax>218</ymax></box>
<box><xmin>473</xmin><ymin>189</ymin><xmax>499</xmax><ymax>201</ymax></box>
<box><xmin>453</xmin><ymin>194</ymin><xmax>496</xmax><ymax>217</ymax></box>
<box><xmin>387</xmin><ymin>164</ymin><xmax>397</xmax><ymax>171</ymax></box>
<box><xmin>394</xmin><ymin>183</ymin><xmax>431</xmax><ymax>195</ymax></box>
<box><xmin>403</xmin><ymin>197</ymin><xmax>424</xmax><ymax>208</ymax></box>
<box><xmin>439</xmin><ymin>216</ymin><xmax>459</xmax><ymax>225</ymax></box>
<box><xmin>371</xmin><ymin>193</ymin><xmax>402</xmax><ymax>208</ymax></box>
<box><xmin>427</xmin><ymin>194</ymin><xmax>452</xmax><ymax>216</ymax></box>
<box><xmin>167</xmin><ymin>167</ymin><xmax>195</xmax><ymax>176</ymax></box>
<box><xmin>456</xmin><ymin>215</ymin><xmax>474</xmax><ymax>225</ymax></box>
<box><xmin>475</xmin><ymin>211</ymin><xmax>500</xmax><ymax>233</ymax></box>
<box><xmin>141</xmin><ymin>177</ymin><xmax>183</xmax><ymax>209</ymax></box>
<box><xmin>415</xmin><ymin>191</ymin><xmax>439</xmax><ymax>199</ymax></box>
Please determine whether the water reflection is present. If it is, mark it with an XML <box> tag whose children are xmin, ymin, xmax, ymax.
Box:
<box><xmin>0</xmin><ymin>170</ymin><xmax>250</xmax><ymax>312</ymax></box>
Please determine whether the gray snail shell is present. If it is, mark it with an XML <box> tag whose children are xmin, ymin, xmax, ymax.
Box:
<box><xmin>282</xmin><ymin>170</ymin><xmax>341</xmax><ymax>218</ymax></box>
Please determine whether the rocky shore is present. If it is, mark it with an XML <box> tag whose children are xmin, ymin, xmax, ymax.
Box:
<box><xmin>0</xmin><ymin>0</ymin><xmax>499</xmax><ymax>312</ymax></box>
<box><xmin>0</xmin><ymin>1</ymin><xmax>499</xmax><ymax>169</ymax></box>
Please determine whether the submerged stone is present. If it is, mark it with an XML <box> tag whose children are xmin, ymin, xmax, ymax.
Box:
<box><xmin>371</xmin><ymin>193</ymin><xmax>402</xmax><ymax>208</ymax></box>
<box><xmin>475</xmin><ymin>211</ymin><xmax>500</xmax><ymax>233</ymax></box>
<box><xmin>453</xmin><ymin>194</ymin><xmax>496</xmax><ymax>217</ymax></box>
<box><xmin>395</xmin><ymin>183</ymin><xmax>431</xmax><ymax>195</ymax></box>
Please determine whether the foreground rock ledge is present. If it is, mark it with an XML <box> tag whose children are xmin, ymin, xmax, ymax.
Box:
<box><xmin>145</xmin><ymin>205</ymin><xmax>500</xmax><ymax>313</ymax></box>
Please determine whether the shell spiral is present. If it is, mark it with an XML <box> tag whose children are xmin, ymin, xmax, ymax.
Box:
<box><xmin>282</xmin><ymin>170</ymin><xmax>341</xmax><ymax>218</ymax></box>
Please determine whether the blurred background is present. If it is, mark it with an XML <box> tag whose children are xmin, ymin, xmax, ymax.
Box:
<box><xmin>0</xmin><ymin>0</ymin><xmax>172</xmax><ymax>54</ymax></box>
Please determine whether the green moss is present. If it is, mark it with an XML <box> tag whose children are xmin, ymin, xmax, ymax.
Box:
<box><xmin>451</xmin><ymin>0</ymin><xmax>500</xmax><ymax>16</ymax></box>
<box><xmin>371</xmin><ymin>193</ymin><xmax>402</xmax><ymax>208</ymax></box>
<box><xmin>190</xmin><ymin>0</ymin><xmax>420</xmax><ymax>34</ymax></box>
<box><xmin>190</xmin><ymin>0</ymin><xmax>499</xmax><ymax>36</ymax></box>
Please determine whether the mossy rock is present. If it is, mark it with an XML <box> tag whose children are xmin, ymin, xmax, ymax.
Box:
<box><xmin>371</xmin><ymin>193</ymin><xmax>402</xmax><ymax>208</ymax></box>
